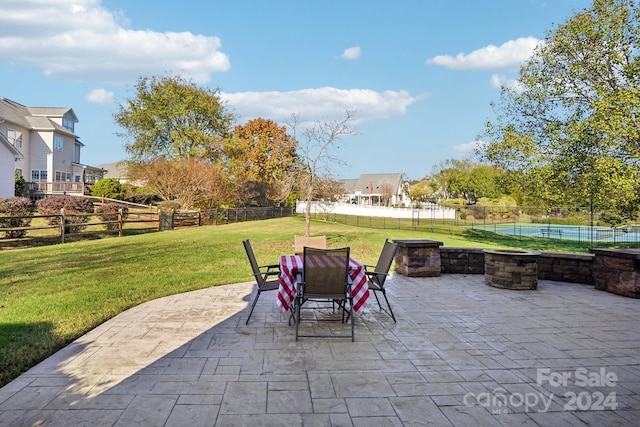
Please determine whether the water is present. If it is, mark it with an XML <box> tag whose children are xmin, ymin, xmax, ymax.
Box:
<box><xmin>472</xmin><ymin>223</ymin><xmax>640</xmax><ymax>244</ymax></box>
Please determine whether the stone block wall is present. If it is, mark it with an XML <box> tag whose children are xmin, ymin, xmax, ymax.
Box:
<box><xmin>439</xmin><ymin>248</ymin><xmax>485</xmax><ymax>274</ymax></box>
<box><xmin>537</xmin><ymin>252</ymin><xmax>594</xmax><ymax>285</ymax></box>
<box><xmin>590</xmin><ymin>248</ymin><xmax>640</xmax><ymax>298</ymax></box>
<box><xmin>439</xmin><ymin>247</ymin><xmax>595</xmax><ymax>285</ymax></box>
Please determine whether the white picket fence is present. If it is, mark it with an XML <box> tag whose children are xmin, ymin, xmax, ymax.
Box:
<box><xmin>295</xmin><ymin>201</ymin><xmax>456</xmax><ymax>219</ymax></box>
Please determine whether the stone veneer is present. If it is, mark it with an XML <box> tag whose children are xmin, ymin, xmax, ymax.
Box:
<box><xmin>402</xmin><ymin>246</ymin><xmax>640</xmax><ymax>298</ymax></box>
<box><xmin>483</xmin><ymin>249</ymin><xmax>540</xmax><ymax>290</ymax></box>
<box><xmin>590</xmin><ymin>248</ymin><xmax>640</xmax><ymax>298</ymax></box>
<box><xmin>393</xmin><ymin>239</ymin><xmax>443</xmax><ymax>277</ymax></box>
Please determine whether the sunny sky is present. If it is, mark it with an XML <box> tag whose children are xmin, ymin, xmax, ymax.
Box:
<box><xmin>0</xmin><ymin>0</ymin><xmax>591</xmax><ymax>181</ymax></box>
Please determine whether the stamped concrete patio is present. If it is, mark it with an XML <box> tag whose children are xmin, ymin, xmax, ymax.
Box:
<box><xmin>1</xmin><ymin>273</ymin><xmax>639</xmax><ymax>426</ymax></box>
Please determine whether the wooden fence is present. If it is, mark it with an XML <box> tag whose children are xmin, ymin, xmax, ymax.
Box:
<box><xmin>0</xmin><ymin>206</ymin><xmax>295</xmax><ymax>249</ymax></box>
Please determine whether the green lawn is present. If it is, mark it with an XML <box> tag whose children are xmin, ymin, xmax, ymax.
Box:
<box><xmin>0</xmin><ymin>215</ymin><xmax>588</xmax><ymax>387</ymax></box>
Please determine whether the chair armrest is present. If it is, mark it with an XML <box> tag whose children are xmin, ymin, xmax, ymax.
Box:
<box><xmin>264</xmin><ymin>270</ymin><xmax>280</xmax><ymax>277</ymax></box>
<box><xmin>260</xmin><ymin>263</ymin><xmax>280</xmax><ymax>269</ymax></box>
<box><xmin>365</xmin><ymin>270</ymin><xmax>388</xmax><ymax>277</ymax></box>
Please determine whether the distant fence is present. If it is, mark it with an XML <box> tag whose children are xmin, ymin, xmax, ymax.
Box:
<box><xmin>296</xmin><ymin>201</ymin><xmax>456</xmax><ymax>219</ymax></box>
<box><xmin>309</xmin><ymin>204</ymin><xmax>640</xmax><ymax>249</ymax></box>
<box><xmin>0</xmin><ymin>206</ymin><xmax>295</xmax><ymax>249</ymax></box>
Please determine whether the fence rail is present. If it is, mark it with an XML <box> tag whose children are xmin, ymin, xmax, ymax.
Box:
<box><xmin>0</xmin><ymin>206</ymin><xmax>295</xmax><ymax>249</ymax></box>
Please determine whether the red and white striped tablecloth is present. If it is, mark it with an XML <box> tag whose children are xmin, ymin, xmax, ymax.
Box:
<box><xmin>276</xmin><ymin>255</ymin><xmax>369</xmax><ymax>314</ymax></box>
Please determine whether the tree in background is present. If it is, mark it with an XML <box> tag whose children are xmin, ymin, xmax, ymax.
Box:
<box><xmin>481</xmin><ymin>0</ymin><xmax>640</xmax><ymax>222</ymax></box>
<box><xmin>226</xmin><ymin>118</ymin><xmax>299</xmax><ymax>206</ymax></box>
<box><xmin>114</xmin><ymin>75</ymin><xmax>237</xmax><ymax>208</ymax></box>
<box><xmin>289</xmin><ymin>111</ymin><xmax>357</xmax><ymax>236</ymax></box>
<box><xmin>127</xmin><ymin>158</ymin><xmax>231</xmax><ymax>209</ymax></box>
<box><xmin>92</xmin><ymin>178</ymin><xmax>126</xmax><ymax>199</ymax></box>
<box><xmin>115</xmin><ymin>75</ymin><xmax>234</xmax><ymax>162</ymax></box>
<box><xmin>429</xmin><ymin>160</ymin><xmax>501</xmax><ymax>204</ymax></box>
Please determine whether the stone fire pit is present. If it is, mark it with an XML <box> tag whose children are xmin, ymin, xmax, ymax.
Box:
<box><xmin>483</xmin><ymin>249</ymin><xmax>541</xmax><ymax>290</ymax></box>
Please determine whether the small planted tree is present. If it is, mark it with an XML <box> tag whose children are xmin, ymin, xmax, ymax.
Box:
<box><xmin>0</xmin><ymin>197</ymin><xmax>33</xmax><ymax>238</ymax></box>
<box><xmin>36</xmin><ymin>196</ymin><xmax>94</xmax><ymax>234</ymax></box>
<box><xmin>14</xmin><ymin>171</ymin><xmax>27</xmax><ymax>197</ymax></box>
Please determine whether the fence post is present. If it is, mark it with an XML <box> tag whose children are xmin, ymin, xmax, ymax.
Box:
<box><xmin>198</xmin><ymin>209</ymin><xmax>202</xmax><ymax>226</ymax></box>
<box><xmin>118</xmin><ymin>208</ymin><xmax>123</xmax><ymax>237</ymax></box>
<box><xmin>60</xmin><ymin>208</ymin><xmax>65</xmax><ymax>244</ymax></box>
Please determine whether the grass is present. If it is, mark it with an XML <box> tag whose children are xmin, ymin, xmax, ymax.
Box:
<box><xmin>0</xmin><ymin>215</ymin><xmax>588</xmax><ymax>387</ymax></box>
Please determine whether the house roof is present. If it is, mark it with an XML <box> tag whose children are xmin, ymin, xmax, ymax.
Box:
<box><xmin>28</xmin><ymin>106</ymin><xmax>78</xmax><ymax>123</ymax></box>
<box><xmin>349</xmin><ymin>173</ymin><xmax>404</xmax><ymax>194</ymax></box>
<box><xmin>0</xmin><ymin>97</ymin><xmax>77</xmax><ymax>137</ymax></box>
<box><xmin>98</xmin><ymin>162</ymin><xmax>128</xmax><ymax>178</ymax></box>
<box><xmin>0</xmin><ymin>97</ymin><xmax>32</xmax><ymax>128</ymax></box>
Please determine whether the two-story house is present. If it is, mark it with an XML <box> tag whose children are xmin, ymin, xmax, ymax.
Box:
<box><xmin>341</xmin><ymin>173</ymin><xmax>411</xmax><ymax>207</ymax></box>
<box><xmin>0</xmin><ymin>97</ymin><xmax>105</xmax><ymax>198</ymax></box>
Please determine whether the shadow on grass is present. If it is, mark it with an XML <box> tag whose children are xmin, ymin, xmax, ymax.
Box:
<box><xmin>0</xmin><ymin>321</ymin><xmax>60</xmax><ymax>388</ymax></box>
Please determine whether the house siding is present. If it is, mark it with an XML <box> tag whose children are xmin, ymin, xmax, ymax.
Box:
<box><xmin>1</xmin><ymin>97</ymin><xmax>102</xmax><ymax>195</ymax></box>
<box><xmin>52</xmin><ymin>133</ymin><xmax>75</xmax><ymax>179</ymax></box>
<box><xmin>29</xmin><ymin>133</ymin><xmax>51</xmax><ymax>179</ymax></box>
<box><xmin>0</xmin><ymin>142</ymin><xmax>15</xmax><ymax>197</ymax></box>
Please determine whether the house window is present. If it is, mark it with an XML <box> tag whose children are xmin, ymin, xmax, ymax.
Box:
<box><xmin>63</xmin><ymin>116</ymin><xmax>74</xmax><ymax>132</ymax></box>
<box><xmin>55</xmin><ymin>171</ymin><xmax>72</xmax><ymax>182</ymax></box>
<box><xmin>15</xmin><ymin>168</ymin><xmax>23</xmax><ymax>177</ymax></box>
<box><xmin>8</xmin><ymin>129</ymin><xmax>22</xmax><ymax>149</ymax></box>
<box><xmin>31</xmin><ymin>170</ymin><xmax>48</xmax><ymax>182</ymax></box>
<box><xmin>54</xmin><ymin>135</ymin><xmax>64</xmax><ymax>151</ymax></box>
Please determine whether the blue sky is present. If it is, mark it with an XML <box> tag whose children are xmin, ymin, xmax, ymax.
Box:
<box><xmin>1</xmin><ymin>0</ymin><xmax>590</xmax><ymax>180</ymax></box>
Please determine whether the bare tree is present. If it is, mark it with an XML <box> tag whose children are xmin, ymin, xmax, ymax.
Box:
<box><xmin>288</xmin><ymin>110</ymin><xmax>357</xmax><ymax>236</ymax></box>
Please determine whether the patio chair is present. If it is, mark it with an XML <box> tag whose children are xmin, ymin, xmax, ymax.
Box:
<box><xmin>243</xmin><ymin>239</ymin><xmax>280</xmax><ymax>324</ymax></box>
<box><xmin>293</xmin><ymin>235</ymin><xmax>327</xmax><ymax>254</ymax></box>
<box><xmin>364</xmin><ymin>239</ymin><xmax>399</xmax><ymax>322</ymax></box>
<box><xmin>295</xmin><ymin>247</ymin><xmax>354</xmax><ymax>341</ymax></box>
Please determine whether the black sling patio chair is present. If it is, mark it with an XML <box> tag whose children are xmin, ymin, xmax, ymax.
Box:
<box><xmin>243</xmin><ymin>239</ymin><xmax>280</xmax><ymax>324</ymax></box>
<box><xmin>295</xmin><ymin>247</ymin><xmax>354</xmax><ymax>342</ymax></box>
<box><xmin>363</xmin><ymin>239</ymin><xmax>399</xmax><ymax>322</ymax></box>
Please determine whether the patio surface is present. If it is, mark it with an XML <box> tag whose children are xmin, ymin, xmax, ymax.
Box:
<box><xmin>1</xmin><ymin>273</ymin><xmax>639</xmax><ymax>426</ymax></box>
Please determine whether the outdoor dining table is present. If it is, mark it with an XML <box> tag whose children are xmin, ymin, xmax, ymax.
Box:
<box><xmin>276</xmin><ymin>255</ymin><xmax>370</xmax><ymax>315</ymax></box>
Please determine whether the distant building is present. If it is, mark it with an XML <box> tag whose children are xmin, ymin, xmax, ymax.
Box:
<box><xmin>0</xmin><ymin>97</ymin><xmax>105</xmax><ymax>198</ymax></box>
<box><xmin>341</xmin><ymin>173</ymin><xmax>411</xmax><ymax>207</ymax></box>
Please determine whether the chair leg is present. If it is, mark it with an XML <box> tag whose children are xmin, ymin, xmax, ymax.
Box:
<box><xmin>350</xmin><ymin>296</ymin><xmax>354</xmax><ymax>342</ymax></box>
<box><xmin>295</xmin><ymin>296</ymin><xmax>301</xmax><ymax>341</ymax></box>
<box><xmin>381</xmin><ymin>290</ymin><xmax>396</xmax><ymax>323</ymax></box>
<box><xmin>372</xmin><ymin>289</ymin><xmax>383</xmax><ymax>310</ymax></box>
<box><xmin>245</xmin><ymin>290</ymin><xmax>261</xmax><ymax>325</ymax></box>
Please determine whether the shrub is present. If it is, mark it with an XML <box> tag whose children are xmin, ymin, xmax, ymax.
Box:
<box><xmin>95</xmin><ymin>203</ymin><xmax>129</xmax><ymax>231</ymax></box>
<box><xmin>14</xmin><ymin>171</ymin><xmax>27</xmax><ymax>197</ymax></box>
<box><xmin>91</xmin><ymin>178</ymin><xmax>125</xmax><ymax>199</ymax></box>
<box><xmin>0</xmin><ymin>197</ymin><xmax>33</xmax><ymax>238</ymax></box>
<box><xmin>36</xmin><ymin>196</ymin><xmax>94</xmax><ymax>234</ymax></box>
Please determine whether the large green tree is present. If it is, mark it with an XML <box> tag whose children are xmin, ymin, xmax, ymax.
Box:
<box><xmin>115</xmin><ymin>75</ymin><xmax>234</xmax><ymax>162</ymax></box>
<box><xmin>481</xmin><ymin>0</ymin><xmax>640</xmax><ymax>221</ymax></box>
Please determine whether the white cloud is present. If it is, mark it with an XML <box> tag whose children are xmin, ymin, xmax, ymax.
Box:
<box><xmin>221</xmin><ymin>87</ymin><xmax>426</xmax><ymax>124</ymax></box>
<box><xmin>453</xmin><ymin>140</ymin><xmax>484</xmax><ymax>155</ymax></box>
<box><xmin>0</xmin><ymin>0</ymin><xmax>230</xmax><ymax>85</ymax></box>
<box><xmin>340</xmin><ymin>46</ymin><xmax>361</xmax><ymax>60</ymax></box>
<box><xmin>427</xmin><ymin>37</ymin><xmax>542</xmax><ymax>70</ymax></box>
<box><xmin>490</xmin><ymin>74</ymin><xmax>525</xmax><ymax>93</ymax></box>
<box><xmin>85</xmin><ymin>88</ymin><xmax>114</xmax><ymax>104</ymax></box>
